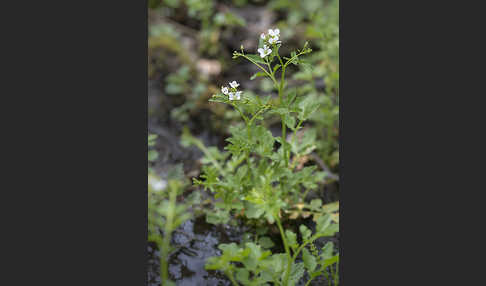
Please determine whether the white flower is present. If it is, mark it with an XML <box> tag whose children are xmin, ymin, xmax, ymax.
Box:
<box><xmin>234</xmin><ymin>91</ymin><xmax>242</xmax><ymax>100</ymax></box>
<box><xmin>229</xmin><ymin>81</ymin><xmax>239</xmax><ymax>88</ymax></box>
<box><xmin>149</xmin><ymin>176</ymin><xmax>167</xmax><ymax>192</ymax></box>
<box><xmin>152</xmin><ymin>180</ymin><xmax>166</xmax><ymax>191</ymax></box>
<box><xmin>229</xmin><ymin>91</ymin><xmax>242</xmax><ymax>101</ymax></box>
<box><xmin>221</xmin><ymin>86</ymin><xmax>229</xmax><ymax>95</ymax></box>
<box><xmin>268</xmin><ymin>28</ymin><xmax>280</xmax><ymax>37</ymax></box>
<box><xmin>268</xmin><ymin>36</ymin><xmax>281</xmax><ymax>44</ymax></box>
<box><xmin>257</xmin><ymin>45</ymin><xmax>272</xmax><ymax>58</ymax></box>
<box><xmin>260</xmin><ymin>33</ymin><xmax>266</xmax><ymax>40</ymax></box>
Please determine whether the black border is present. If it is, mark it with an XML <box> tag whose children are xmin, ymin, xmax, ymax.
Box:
<box><xmin>3</xmin><ymin>0</ymin><xmax>148</xmax><ymax>284</ymax></box>
<box><xmin>4</xmin><ymin>0</ymin><xmax>477</xmax><ymax>284</ymax></box>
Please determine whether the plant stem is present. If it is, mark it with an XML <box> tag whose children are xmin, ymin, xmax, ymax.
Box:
<box><xmin>281</xmin><ymin>118</ymin><xmax>288</xmax><ymax>167</ymax></box>
<box><xmin>292</xmin><ymin>119</ymin><xmax>303</xmax><ymax>142</ymax></box>
<box><xmin>277</xmin><ymin>63</ymin><xmax>289</xmax><ymax>167</ymax></box>
<box><xmin>238</xmin><ymin>53</ymin><xmax>278</xmax><ymax>86</ymax></box>
<box><xmin>233</xmin><ymin>104</ymin><xmax>248</xmax><ymax>124</ymax></box>
<box><xmin>160</xmin><ymin>183</ymin><xmax>177</xmax><ymax>284</ymax></box>
<box><xmin>246</xmin><ymin>122</ymin><xmax>252</xmax><ymax>175</ymax></box>
<box><xmin>292</xmin><ymin>234</ymin><xmax>326</xmax><ymax>262</ymax></box>
<box><xmin>304</xmin><ymin>277</ymin><xmax>315</xmax><ymax>286</ymax></box>
<box><xmin>249</xmin><ymin>105</ymin><xmax>270</xmax><ymax>126</ymax></box>
<box><xmin>275</xmin><ymin>214</ymin><xmax>292</xmax><ymax>286</ymax></box>
<box><xmin>333</xmin><ymin>262</ymin><xmax>339</xmax><ymax>285</ymax></box>
<box><xmin>226</xmin><ymin>270</ymin><xmax>240</xmax><ymax>286</ymax></box>
<box><xmin>192</xmin><ymin>139</ymin><xmax>226</xmax><ymax>176</ymax></box>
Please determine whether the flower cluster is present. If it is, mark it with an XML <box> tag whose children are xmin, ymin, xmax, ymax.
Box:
<box><xmin>260</xmin><ymin>28</ymin><xmax>281</xmax><ymax>45</ymax></box>
<box><xmin>221</xmin><ymin>80</ymin><xmax>242</xmax><ymax>100</ymax></box>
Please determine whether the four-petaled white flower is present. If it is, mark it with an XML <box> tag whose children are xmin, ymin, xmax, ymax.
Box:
<box><xmin>260</xmin><ymin>28</ymin><xmax>281</xmax><ymax>45</ymax></box>
<box><xmin>267</xmin><ymin>28</ymin><xmax>281</xmax><ymax>44</ymax></box>
<box><xmin>221</xmin><ymin>86</ymin><xmax>229</xmax><ymax>95</ymax></box>
<box><xmin>228</xmin><ymin>91</ymin><xmax>242</xmax><ymax>101</ymax></box>
<box><xmin>268</xmin><ymin>36</ymin><xmax>281</xmax><ymax>44</ymax></box>
<box><xmin>234</xmin><ymin>91</ymin><xmax>242</xmax><ymax>100</ymax></box>
<box><xmin>229</xmin><ymin>81</ymin><xmax>240</xmax><ymax>88</ymax></box>
<box><xmin>268</xmin><ymin>28</ymin><xmax>280</xmax><ymax>37</ymax></box>
<box><xmin>258</xmin><ymin>45</ymin><xmax>272</xmax><ymax>58</ymax></box>
<box><xmin>222</xmin><ymin>81</ymin><xmax>243</xmax><ymax>101</ymax></box>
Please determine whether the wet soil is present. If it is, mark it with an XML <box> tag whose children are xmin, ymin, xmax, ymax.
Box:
<box><xmin>147</xmin><ymin>210</ymin><xmax>339</xmax><ymax>286</ymax></box>
<box><xmin>148</xmin><ymin>216</ymin><xmax>247</xmax><ymax>286</ymax></box>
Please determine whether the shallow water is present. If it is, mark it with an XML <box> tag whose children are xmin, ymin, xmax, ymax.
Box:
<box><xmin>148</xmin><ymin>216</ymin><xmax>246</xmax><ymax>286</ymax></box>
<box><xmin>148</xmin><ymin>213</ymin><xmax>339</xmax><ymax>286</ymax></box>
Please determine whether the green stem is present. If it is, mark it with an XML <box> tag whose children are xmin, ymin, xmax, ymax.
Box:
<box><xmin>281</xmin><ymin>117</ymin><xmax>288</xmax><ymax>167</ymax></box>
<box><xmin>301</xmin><ymin>188</ymin><xmax>311</xmax><ymax>201</ymax></box>
<box><xmin>249</xmin><ymin>104</ymin><xmax>270</xmax><ymax>126</ymax></box>
<box><xmin>160</xmin><ymin>183</ymin><xmax>177</xmax><ymax>284</ymax></box>
<box><xmin>233</xmin><ymin>104</ymin><xmax>248</xmax><ymax>124</ymax></box>
<box><xmin>275</xmin><ymin>215</ymin><xmax>292</xmax><ymax>286</ymax></box>
<box><xmin>283</xmin><ymin>50</ymin><xmax>308</xmax><ymax>69</ymax></box>
<box><xmin>229</xmin><ymin>154</ymin><xmax>247</xmax><ymax>173</ymax></box>
<box><xmin>277</xmin><ymin>53</ymin><xmax>284</xmax><ymax>68</ymax></box>
<box><xmin>292</xmin><ymin>234</ymin><xmax>326</xmax><ymax>262</ymax></box>
<box><xmin>292</xmin><ymin>120</ymin><xmax>303</xmax><ymax>142</ymax></box>
<box><xmin>193</xmin><ymin>139</ymin><xmax>226</xmax><ymax>176</ymax></box>
<box><xmin>305</xmin><ymin>277</ymin><xmax>316</xmax><ymax>286</ymax></box>
<box><xmin>333</xmin><ymin>262</ymin><xmax>339</xmax><ymax>285</ymax></box>
<box><xmin>278</xmin><ymin>63</ymin><xmax>289</xmax><ymax>167</ymax></box>
<box><xmin>237</xmin><ymin>53</ymin><xmax>278</xmax><ymax>86</ymax></box>
<box><xmin>226</xmin><ymin>270</ymin><xmax>240</xmax><ymax>286</ymax></box>
<box><xmin>246</xmin><ymin>122</ymin><xmax>252</xmax><ymax>174</ymax></box>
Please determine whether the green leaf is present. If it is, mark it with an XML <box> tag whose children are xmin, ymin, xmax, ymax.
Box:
<box><xmin>322</xmin><ymin>201</ymin><xmax>339</xmax><ymax>213</ymax></box>
<box><xmin>321</xmin><ymin>242</ymin><xmax>335</xmax><ymax>260</ymax></box>
<box><xmin>283</xmin><ymin>114</ymin><xmax>296</xmax><ymax>130</ymax></box>
<box><xmin>148</xmin><ymin>134</ymin><xmax>158</xmax><ymax>141</ymax></box>
<box><xmin>288</xmin><ymin>262</ymin><xmax>305</xmax><ymax>285</ymax></box>
<box><xmin>206</xmin><ymin>209</ymin><xmax>230</xmax><ymax>225</ymax></box>
<box><xmin>273</xmin><ymin>64</ymin><xmax>281</xmax><ymax>74</ymax></box>
<box><xmin>299</xmin><ymin>225</ymin><xmax>312</xmax><ymax>241</ymax></box>
<box><xmin>256</xmin><ymin>226</ymin><xmax>268</xmax><ymax>235</ymax></box>
<box><xmin>258</xmin><ymin>236</ymin><xmax>275</xmax><ymax>249</ymax></box>
<box><xmin>219</xmin><ymin>243</ymin><xmax>243</xmax><ymax>259</ymax></box>
<box><xmin>302</xmin><ymin>248</ymin><xmax>317</xmax><ymax>272</ymax></box>
<box><xmin>310</xmin><ymin>199</ymin><xmax>322</xmax><ymax>210</ymax></box>
<box><xmin>242</xmin><ymin>242</ymin><xmax>263</xmax><ymax>271</ymax></box>
<box><xmin>315</xmin><ymin>214</ymin><xmax>332</xmax><ymax>233</ymax></box>
<box><xmin>286</xmin><ymin>89</ymin><xmax>297</xmax><ymax>106</ymax></box>
<box><xmin>250</xmin><ymin>72</ymin><xmax>267</xmax><ymax>80</ymax></box>
<box><xmin>245</xmin><ymin>202</ymin><xmax>265</xmax><ymax>219</ymax></box>
<box><xmin>298</xmin><ymin>94</ymin><xmax>321</xmax><ymax>121</ymax></box>
<box><xmin>148</xmin><ymin>150</ymin><xmax>159</xmax><ymax>161</ymax></box>
<box><xmin>315</xmin><ymin>214</ymin><xmax>339</xmax><ymax>236</ymax></box>
<box><xmin>236</xmin><ymin>268</ymin><xmax>250</xmax><ymax>284</ymax></box>
<box><xmin>265</xmin><ymin>253</ymin><xmax>286</xmax><ymax>274</ymax></box>
<box><xmin>285</xmin><ymin>230</ymin><xmax>298</xmax><ymax>251</ymax></box>
<box><xmin>245</xmin><ymin>54</ymin><xmax>267</xmax><ymax>64</ymax></box>
<box><xmin>208</xmin><ymin>94</ymin><xmax>229</xmax><ymax>104</ymax></box>
<box><xmin>322</xmin><ymin>254</ymin><xmax>339</xmax><ymax>269</ymax></box>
